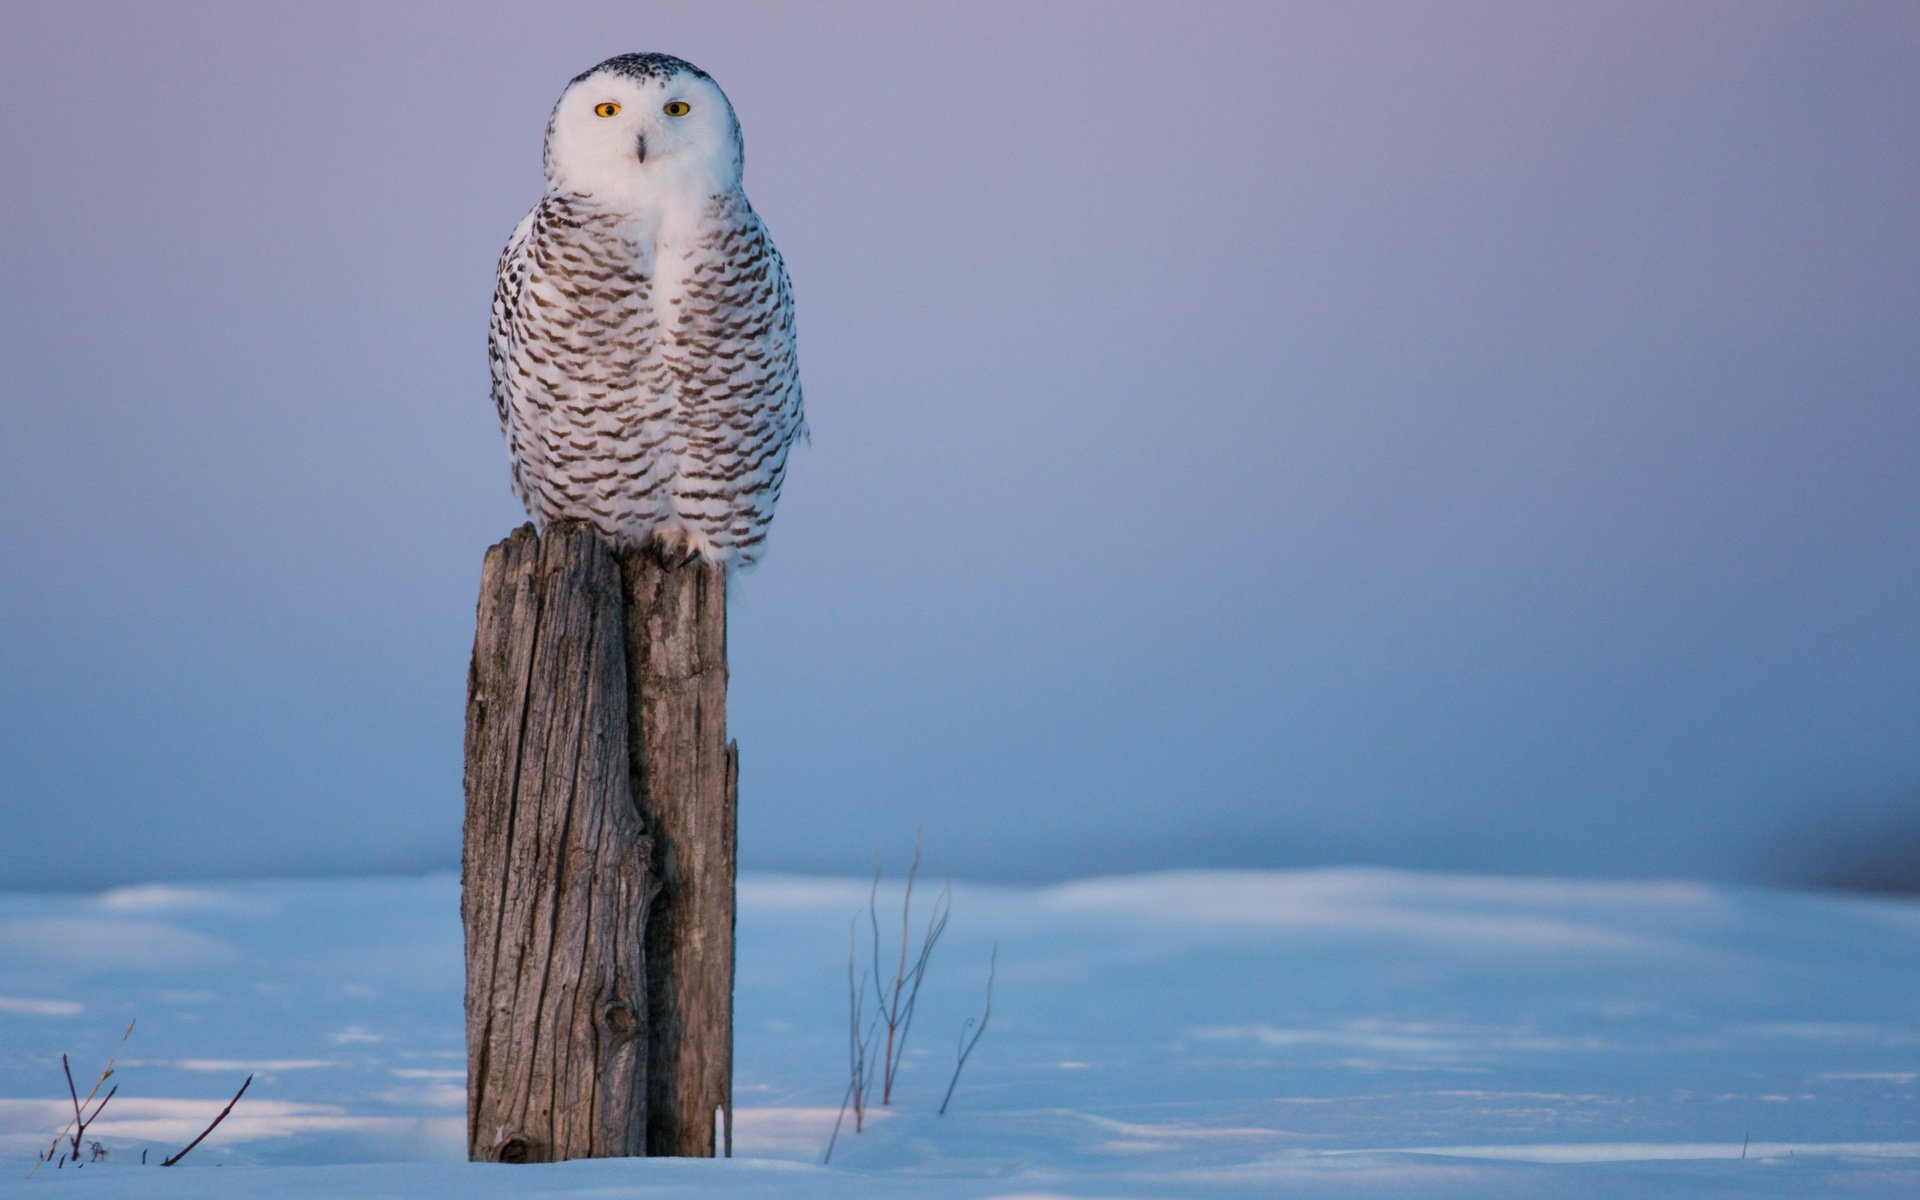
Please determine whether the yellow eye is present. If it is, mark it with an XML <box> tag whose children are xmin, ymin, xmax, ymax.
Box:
<box><xmin>593</xmin><ymin>102</ymin><xmax>621</xmax><ymax>118</ymax></box>
<box><xmin>663</xmin><ymin>101</ymin><xmax>691</xmax><ymax>117</ymax></box>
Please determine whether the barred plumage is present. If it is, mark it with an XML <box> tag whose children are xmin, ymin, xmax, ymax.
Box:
<box><xmin>489</xmin><ymin>53</ymin><xmax>804</xmax><ymax>568</ymax></box>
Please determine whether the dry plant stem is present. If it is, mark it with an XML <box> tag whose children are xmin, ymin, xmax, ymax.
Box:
<box><xmin>62</xmin><ymin>1055</ymin><xmax>82</xmax><ymax>1161</ymax></box>
<box><xmin>77</xmin><ymin>1088</ymin><xmax>116</xmax><ymax>1153</ymax></box>
<box><xmin>892</xmin><ymin>883</ymin><xmax>951</xmax><ymax>1100</ymax></box>
<box><xmin>850</xmin><ymin>923</ymin><xmax>866</xmax><ymax>1133</ymax></box>
<box><xmin>160</xmin><ymin>1074</ymin><xmax>253</xmax><ymax>1167</ymax></box>
<box><xmin>30</xmin><ymin>1022</ymin><xmax>132</xmax><ymax>1179</ymax></box>
<box><xmin>827</xmin><ymin>843</ymin><xmax>955</xmax><ymax>1162</ymax></box>
<box><xmin>939</xmin><ymin>945</ymin><xmax>996</xmax><ymax>1115</ymax></box>
<box><xmin>823</xmin><ymin>1077</ymin><xmax>854</xmax><ymax>1165</ymax></box>
<box><xmin>880</xmin><ymin>857</ymin><xmax>908</xmax><ymax>1103</ymax></box>
<box><xmin>52</xmin><ymin>1055</ymin><xmax>116</xmax><ymax>1168</ymax></box>
<box><xmin>825</xmin><ymin>920</ymin><xmax>881</xmax><ymax>1164</ymax></box>
<box><xmin>867</xmin><ymin>842</ymin><xmax>952</xmax><ymax>1106</ymax></box>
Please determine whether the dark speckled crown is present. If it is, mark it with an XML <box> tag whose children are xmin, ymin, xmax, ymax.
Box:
<box><xmin>571</xmin><ymin>52</ymin><xmax>711</xmax><ymax>87</ymax></box>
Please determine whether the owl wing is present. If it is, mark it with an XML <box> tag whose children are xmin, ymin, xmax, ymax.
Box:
<box><xmin>674</xmin><ymin>198</ymin><xmax>807</xmax><ymax>564</ymax></box>
<box><xmin>487</xmin><ymin>205</ymin><xmax>541</xmax><ymax>437</ymax></box>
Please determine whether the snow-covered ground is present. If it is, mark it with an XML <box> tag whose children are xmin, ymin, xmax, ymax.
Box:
<box><xmin>1</xmin><ymin>868</ymin><xmax>1916</xmax><ymax>1197</ymax></box>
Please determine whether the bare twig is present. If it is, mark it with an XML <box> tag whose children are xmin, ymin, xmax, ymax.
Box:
<box><xmin>940</xmin><ymin>945</ymin><xmax>996</xmax><ymax>1115</ymax></box>
<box><xmin>34</xmin><ymin>1042</ymin><xmax>122</xmax><ymax>1177</ymax></box>
<box><xmin>27</xmin><ymin>1021</ymin><xmax>133</xmax><ymax>1182</ymax></box>
<box><xmin>850</xmin><ymin>923</ymin><xmax>869</xmax><ymax>1135</ymax></box>
<box><xmin>826</xmin><ymin>919</ymin><xmax>882</xmax><ymax>1164</ymax></box>
<box><xmin>62</xmin><ymin>1055</ymin><xmax>84</xmax><ymax>1162</ymax></box>
<box><xmin>85</xmin><ymin>1086</ymin><xmax>117</xmax><ymax>1126</ymax></box>
<box><xmin>828</xmin><ymin>840</ymin><xmax>963</xmax><ymax>1160</ymax></box>
<box><xmin>824</xmin><ymin>1075</ymin><xmax>855</xmax><ymax>1165</ymax></box>
<box><xmin>868</xmin><ymin>837</ymin><xmax>951</xmax><ymax>1105</ymax></box>
<box><xmin>887</xmin><ymin>882</ymin><xmax>950</xmax><ymax>1102</ymax></box>
<box><xmin>160</xmin><ymin>1074</ymin><xmax>252</xmax><ymax>1167</ymax></box>
<box><xmin>866</xmin><ymin>854</ymin><xmax>885</xmax><ymax>1025</ymax></box>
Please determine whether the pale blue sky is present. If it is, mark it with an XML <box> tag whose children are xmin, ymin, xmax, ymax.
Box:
<box><xmin>2</xmin><ymin>1</ymin><xmax>1915</xmax><ymax>890</ymax></box>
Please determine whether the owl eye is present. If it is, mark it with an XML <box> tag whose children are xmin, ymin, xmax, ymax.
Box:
<box><xmin>593</xmin><ymin>102</ymin><xmax>621</xmax><ymax>118</ymax></box>
<box><xmin>663</xmin><ymin>101</ymin><xmax>691</xmax><ymax>117</ymax></box>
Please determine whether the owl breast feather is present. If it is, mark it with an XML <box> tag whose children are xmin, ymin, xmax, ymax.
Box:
<box><xmin>489</xmin><ymin>191</ymin><xmax>804</xmax><ymax>568</ymax></box>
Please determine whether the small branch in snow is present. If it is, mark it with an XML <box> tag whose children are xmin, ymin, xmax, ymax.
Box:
<box><xmin>869</xmin><ymin>836</ymin><xmax>950</xmax><ymax>1106</ymax></box>
<box><xmin>161</xmin><ymin>1074</ymin><xmax>253</xmax><ymax>1167</ymax></box>
<box><xmin>940</xmin><ymin>944</ymin><xmax>995</xmax><ymax>1115</ymax></box>
<box><xmin>34</xmin><ymin>1038</ymin><xmax>124</xmax><ymax>1178</ymax></box>
<box><xmin>61</xmin><ymin>1055</ymin><xmax>83</xmax><ymax>1162</ymax></box>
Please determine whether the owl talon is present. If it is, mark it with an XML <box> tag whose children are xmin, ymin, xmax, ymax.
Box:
<box><xmin>647</xmin><ymin>528</ymin><xmax>706</xmax><ymax>569</ymax></box>
<box><xmin>650</xmin><ymin>531</ymin><xmax>685</xmax><ymax>568</ymax></box>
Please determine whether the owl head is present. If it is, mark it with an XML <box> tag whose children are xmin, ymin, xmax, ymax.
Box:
<box><xmin>543</xmin><ymin>53</ymin><xmax>745</xmax><ymax>202</ymax></box>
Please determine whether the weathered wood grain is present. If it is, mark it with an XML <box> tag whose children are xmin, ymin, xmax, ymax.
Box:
<box><xmin>620</xmin><ymin>547</ymin><xmax>735</xmax><ymax>1158</ymax></box>
<box><xmin>462</xmin><ymin>521</ymin><xmax>735</xmax><ymax>1162</ymax></box>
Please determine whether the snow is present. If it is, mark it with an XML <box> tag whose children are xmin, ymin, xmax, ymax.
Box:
<box><xmin>1</xmin><ymin>869</ymin><xmax>1916</xmax><ymax>1197</ymax></box>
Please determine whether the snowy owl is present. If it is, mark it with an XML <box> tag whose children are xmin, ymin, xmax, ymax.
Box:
<box><xmin>489</xmin><ymin>53</ymin><xmax>804</xmax><ymax>568</ymax></box>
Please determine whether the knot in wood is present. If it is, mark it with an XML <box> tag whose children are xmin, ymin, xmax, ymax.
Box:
<box><xmin>600</xmin><ymin>999</ymin><xmax>638</xmax><ymax>1037</ymax></box>
<box><xmin>497</xmin><ymin>1136</ymin><xmax>533</xmax><ymax>1164</ymax></box>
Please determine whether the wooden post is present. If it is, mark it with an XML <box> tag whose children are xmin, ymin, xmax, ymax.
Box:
<box><xmin>462</xmin><ymin>522</ymin><xmax>735</xmax><ymax>1162</ymax></box>
<box><xmin>621</xmin><ymin>543</ymin><xmax>736</xmax><ymax>1158</ymax></box>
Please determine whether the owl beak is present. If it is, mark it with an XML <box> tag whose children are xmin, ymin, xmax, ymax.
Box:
<box><xmin>635</xmin><ymin>133</ymin><xmax>648</xmax><ymax>164</ymax></box>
